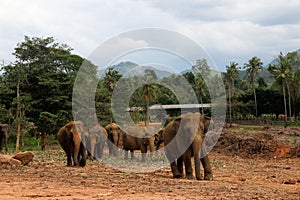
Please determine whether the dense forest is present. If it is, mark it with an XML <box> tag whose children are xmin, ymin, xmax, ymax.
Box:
<box><xmin>1</xmin><ymin>36</ymin><xmax>300</xmax><ymax>151</ymax></box>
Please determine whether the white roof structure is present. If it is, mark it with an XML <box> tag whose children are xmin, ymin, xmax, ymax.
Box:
<box><xmin>149</xmin><ymin>104</ymin><xmax>212</xmax><ymax>110</ymax></box>
<box><xmin>126</xmin><ymin>104</ymin><xmax>212</xmax><ymax>112</ymax></box>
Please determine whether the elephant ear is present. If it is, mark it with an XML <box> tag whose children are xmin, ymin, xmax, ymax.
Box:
<box><xmin>65</xmin><ymin>121</ymin><xmax>83</xmax><ymax>136</ymax></box>
<box><xmin>172</xmin><ymin>117</ymin><xmax>181</xmax><ymax>131</ymax></box>
<box><xmin>203</xmin><ymin>116</ymin><xmax>212</xmax><ymax>133</ymax></box>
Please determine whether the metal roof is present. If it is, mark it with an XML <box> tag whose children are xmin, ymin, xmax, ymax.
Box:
<box><xmin>149</xmin><ymin>104</ymin><xmax>212</xmax><ymax>109</ymax></box>
<box><xmin>126</xmin><ymin>104</ymin><xmax>212</xmax><ymax>111</ymax></box>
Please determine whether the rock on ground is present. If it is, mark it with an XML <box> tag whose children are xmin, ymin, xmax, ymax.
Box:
<box><xmin>0</xmin><ymin>151</ymin><xmax>34</xmax><ymax>166</ymax></box>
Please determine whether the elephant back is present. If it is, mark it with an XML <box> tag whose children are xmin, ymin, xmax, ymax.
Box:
<box><xmin>125</xmin><ymin>126</ymin><xmax>152</xmax><ymax>138</ymax></box>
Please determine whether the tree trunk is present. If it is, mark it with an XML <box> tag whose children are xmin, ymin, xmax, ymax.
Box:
<box><xmin>15</xmin><ymin>79</ymin><xmax>21</xmax><ymax>153</ymax></box>
<box><xmin>253</xmin><ymin>88</ymin><xmax>258</xmax><ymax>117</ymax></box>
<box><xmin>40</xmin><ymin>132</ymin><xmax>46</xmax><ymax>151</ymax></box>
<box><xmin>21</xmin><ymin>128</ymin><xmax>25</xmax><ymax>147</ymax></box>
<box><xmin>228</xmin><ymin>86</ymin><xmax>232</xmax><ymax>123</ymax></box>
<box><xmin>285</xmin><ymin>79</ymin><xmax>292</xmax><ymax>121</ymax></box>
<box><xmin>282</xmin><ymin>79</ymin><xmax>287</xmax><ymax>123</ymax></box>
<box><xmin>145</xmin><ymin>85</ymin><xmax>150</xmax><ymax>126</ymax></box>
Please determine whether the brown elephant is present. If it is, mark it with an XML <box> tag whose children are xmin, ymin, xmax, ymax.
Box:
<box><xmin>57</xmin><ymin>121</ymin><xmax>87</xmax><ymax>167</ymax></box>
<box><xmin>155</xmin><ymin>112</ymin><xmax>213</xmax><ymax>180</ymax></box>
<box><xmin>123</xmin><ymin>126</ymin><xmax>155</xmax><ymax>162</ymax></box>
<box><xmin>0</xmin><ymin>124</ymin><xmax>8</xmax><ymax>153</ymax></box>
<box><xmin>85</xmin><ymin>124</ymin><xmax>108</xmax><ymax>159</ymax></box>
<box><xmin>105</xmin><ymin>123</ymin><xmax>124</xmax><ymax>156</ymax></box>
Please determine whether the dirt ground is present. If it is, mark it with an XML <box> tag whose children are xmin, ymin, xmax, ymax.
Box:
<box><xmin>1</xmin><ymin>127</ymin><xmax>300</xmax><ymax>200</ymax></box>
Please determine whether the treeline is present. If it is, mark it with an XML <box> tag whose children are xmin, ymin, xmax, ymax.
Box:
<box><xmin>223</xmin><ymin>54</ymin><xmax>300</xmax><ymax>123</ymax></box>
<box><xmin>0</xmin><ymin>36</ymin><xmax>300</xmax><ymax>150</ymax></box>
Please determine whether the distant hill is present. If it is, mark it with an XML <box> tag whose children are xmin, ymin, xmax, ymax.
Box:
<box><xmin>103</xmin><ymin>48</ymin><xmax>300</xmax><ymax>83</ymax></box>
<box><xmin>238</xmin><ymin>48</ymin><xmax>300</xmax><ymax>85</ymax></box>
<box><xmin>106</xmin><ymin>61</ymin><xmax>174</xmax><ymax>79</ymax></box>
<box><xmin>238</xmin><ymin>68</ymin><xmax>274</xmax><ymax>86</ymax></box>
<box><xmin>268</xmin><ymin>48</ymin><xmax>300</xmax><ymax>66</ymax></box>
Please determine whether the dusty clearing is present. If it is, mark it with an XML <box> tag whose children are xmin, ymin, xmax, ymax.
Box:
<box><xmin>1</xmin><ymin>127</ymin><xmax>300</xmax><ymax>200</ymax></box>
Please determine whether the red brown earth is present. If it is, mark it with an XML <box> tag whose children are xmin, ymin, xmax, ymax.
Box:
<box><xmin>0</xmin><ymin>126</ymin><xmax>299</xmax><ymax>200</ymax></box>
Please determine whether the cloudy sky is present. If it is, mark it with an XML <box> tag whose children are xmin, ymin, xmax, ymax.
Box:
<box><xmin>1</xmin><ymin>0</ymin><xmax>300</xmax><ymax>71</ymax></box>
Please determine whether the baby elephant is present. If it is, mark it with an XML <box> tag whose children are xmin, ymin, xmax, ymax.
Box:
<box><xmin>105</xmin><ymin>123</ymin><xmax>125</xmax><ymax>156</ymax></box>
<box><xmin>57</xmin><ymin>121</ymin><xmax>87</xmax><ymax>167</ymax></box>
<box><xmin>123</xmin><ymin>126</ymin><xmax>155</xmax><ymax>162</ymax></box>
<box><xmin>85</xmin><ymin>124</ymin><xmax>107</xmax><ymax>160</ymax></box>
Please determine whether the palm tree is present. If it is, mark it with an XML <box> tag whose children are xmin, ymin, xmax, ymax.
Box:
<box><xmin>268</xmin><ymin>52</ymin><xmax>296</xmax><ymax>122</ymax></box>
<box><xmin>103</xmin><ymin>68</ymin><xmax>122</xmax><ymax>93</ymax></box>
<box><xmin>243</xmin><ymin>56</ymin><xmax>263</xmax><ymax>117</ymax></box>
<box><xmin>225</xmin><ymin>62</ymin><xmax>239</xmax><ymax>123</ymax></box>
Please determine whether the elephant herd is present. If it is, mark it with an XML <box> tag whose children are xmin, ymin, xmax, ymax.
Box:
<box><xmin>57</xmin><ymin>121</ymin><xmax>155</xmax><ymax>167</ymax></box>
<box><xmin>57</xmin><ymin>112</ymin><xmax>213</xmax><ymax>180</ymax></box>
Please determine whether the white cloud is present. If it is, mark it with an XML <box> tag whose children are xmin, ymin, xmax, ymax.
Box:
<box><xmin>0</xmin><ymin>0</ymin><xmax>300</xmax><ymax>71</ymax></box>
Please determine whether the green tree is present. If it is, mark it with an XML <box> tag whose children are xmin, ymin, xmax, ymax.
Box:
<box><xmin>143</xmin><ymin>69</ymin><xmax>158</xmax><ymax>125</ymax></box>
<box><xmin>224</xmin><ymin>62</ymin><xmax>239</xmax><ymax>123</ymax></box>
<box><xmin>192</xmin><ymin>59</ymin><xmax>211</xmax><ymax>113</ymax></box>
<box><xmin>268</xmin><ymin>52</ymin><xmax>298</xmax><ymax>121</ymax></box>
<box><xmin>243</xmin><ymin>56</ymin><xmax>263</xmax><ymax>117</ymax></box>
<box><xmin>1</xmin><ymin>36</ymin><xmax>84</xmax><ymax>151</ymax></box>
<box><xmin>103</xmin><ymin>67</ymin><xmax>122</xmax><ymax>93</ymax></box>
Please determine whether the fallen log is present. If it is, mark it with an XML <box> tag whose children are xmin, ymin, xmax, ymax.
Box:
<box><xmin>0</xmin><ymin>151</ymin><xmax>34</xmax><ymax>166</ymax></box>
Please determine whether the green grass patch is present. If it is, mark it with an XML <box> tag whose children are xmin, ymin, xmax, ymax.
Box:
<box><xmin>287</xmin><ymin>135</ymin><xmax>300</xmax><ymax>143</ymax></box>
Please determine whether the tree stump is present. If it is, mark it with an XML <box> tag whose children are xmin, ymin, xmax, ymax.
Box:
<box><xmin>40</xmin><ymin>132</ymin><xmax>46</xmax><ymax>151</ymax></box>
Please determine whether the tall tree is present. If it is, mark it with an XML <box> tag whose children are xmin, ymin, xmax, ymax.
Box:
<box><xmin>243</xmin><ymin>56</ymin><xmax>263</xmax><ymax>117</ymax></box>
<box><xmin>224</xmin><ymin>62</ymin><xmax>239</xmax><ymax>123</ymax></box>
<box><xmin>103</xmin><ymin>67</ymin><xmax>122</xmax><ymax>93</ymax></box>
<box><xmin>268</xmin><ymin>52</ymin><xmax>297</xmax><ymax>121</ymax></box>
<box><xmin>2</xmin><ymin>36</ymin><xmax>84</xmax><ymax>151</ymax></box>
<box><xmin>192</xmin><ymin>59</ymin><xmax>210</xmax><ymax>113</ymax></box>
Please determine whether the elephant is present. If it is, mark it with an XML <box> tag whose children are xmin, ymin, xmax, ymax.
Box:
<box><xmin>57</xmin><ymin>121</ymin><xmax>87</xmax><ymax>167</ymax></box>
<box><xmin>123</xmin><ymin>126</ymin><xmax>155</xmax><ymax>162</ymax></box>
<box><xmin>0</xmin><ymin>124</ymin><xmax>8</xmax><ymax>153</ymax></box>
<box><xmin>155</xmin><ymin>112</ymin><xmax>213</xmax><ymax>180</ymax></box>
<box><xmin>105</xmin><ymin>123</ymin><xmax>125</xmax><ymax>156</ymax></box>
<box><xmin>85</xmin><ymin>124</ymin><xmax>108</xmax><ymax>159</ymax></box>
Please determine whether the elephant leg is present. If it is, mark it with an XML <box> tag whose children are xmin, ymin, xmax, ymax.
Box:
<box><xmin>201</xmin><ymin>155</ymin><xmax>213</xmax><ymax>180</ymax></box>
<box><xmin>194</xmin><ymin>153</ymin><xmax>201</xmax><ymax>180</ymax></box>
<box><xmin>141</xmin><ymin>146</ymin><xmax>147</xmax><ymax>162</ymax></box>
<box><xmin>191</xmin><ymin>143</ymin><xmax>201</xmax><ymax>180</ymax></box>
<box><xmin>141</xmin><ymin>153</ymin><xmax>146</xmax><ymax>162</ymax></box>
<box><xmin>79</xmin><ymin>143</ymin><xmax>87</xmax><ymax>167</ymax></box>
<box><xmin>113</xmin><ymin>133</ymin><xmax>120</xmax><ymax>156</ymax></box>
<box><xmin>107</xmin><ymin>133</ymin><xmax>115</xmax><ymax>156</ymax></box>
<box><xmin>62</xmin><ymin>143</ymin><xmax>72</xmax><ymax>166</ymax></box>
<box><xmin>170</xmin><ymin>161</ymin><xmax>182</xmax><ymax>178</ymax></box>
<box><xmin>165</xmin><ymin>149</ymin><xmax>181</xmax><ymax>178</ymax></box>
<box><xmin>130</xmin><ymin>150</ymin><xmax>135</xmax><ymax>160</ymax></box>
<box><xmin>108</xmin><ymin>140</ymin><xmax>114</xmax><ymax>156</ymax></box>
<box><xmin>113</xmin><ymin>146</ymin><xmax>118</xmax><ymax>156</ymax></box>
<box><xmin>124</xmin><ymin>150</ymin><xmax>129</xmax><ymax>160</ymax></box>
<box><xmin>183</xmin><ymin>151</ymin><xmax>193</xmax><ymax>179</ymax></box>
<box><xmin>66</xmin><ymin>152</ymin><xmax>72</xmax><ymax>166</ymax></box>
<box><xmin>73</xmin><ymin>138</ymin><xmax>81</xmax><ymax>166</ymax></box>
<box><xmin>98</xmin><ymin>140</ymin><xmax>105</xmax><ymax>158</ymax></box>
<box><xmin>89</xmin><ymin>136</ymin><xmax>97</xmax><ymax>160</ymax></box>
<box><xmin>177</xmin><ymin>156</ymin><xmax>183</xmax><ymax>177</ymax></box>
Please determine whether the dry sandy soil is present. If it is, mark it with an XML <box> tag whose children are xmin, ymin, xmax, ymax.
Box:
<box><xmin>1</xmin><ymin>127</ymin><xmax>300</xmax><ymax>200</ymax></box>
